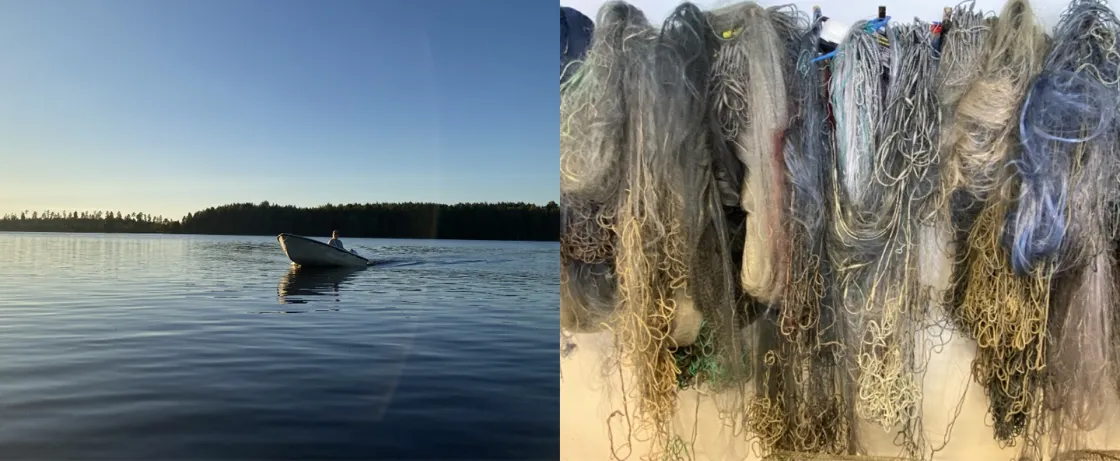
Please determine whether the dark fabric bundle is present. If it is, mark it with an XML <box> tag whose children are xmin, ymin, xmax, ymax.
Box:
<box><xmin>561</xmin><ymin>6</ymin><xmax>595</xmax><ymax>83</ymax></box>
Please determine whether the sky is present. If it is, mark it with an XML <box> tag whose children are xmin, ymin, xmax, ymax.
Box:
<box><xmin>0</xmin><ymin>0</ymin><xmax>557</xmax><ymax>219</ymax></box>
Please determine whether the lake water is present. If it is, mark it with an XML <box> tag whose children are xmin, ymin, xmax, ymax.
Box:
<box><xmin>0</xmin><ymin>232</ymin><xmax>559</xmax><ymax>460</ymax></box>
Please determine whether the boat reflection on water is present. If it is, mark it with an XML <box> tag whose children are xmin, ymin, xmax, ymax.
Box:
<box><xmin>277</xmin><ymin>264</ymin><xmax>365</xmax><ymax>304</ymax></box>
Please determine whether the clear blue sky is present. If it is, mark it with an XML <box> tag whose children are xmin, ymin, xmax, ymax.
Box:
<box><xmin>0</xmin><ymin>0</ymin><xmax>556</xmax><ymax>219</ymax></box>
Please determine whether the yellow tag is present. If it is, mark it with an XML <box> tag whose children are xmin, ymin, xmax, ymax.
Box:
<box><xmin>721</xmin><ymin>28</ymin><xmax>741</xmax><ymax>39</ymax></box>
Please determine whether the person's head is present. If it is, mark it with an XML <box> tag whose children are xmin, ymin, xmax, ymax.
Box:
<box><xmin>332</xmin><ymin>230</ymin><xmax>339</xmax><ymax>239</ymax></box>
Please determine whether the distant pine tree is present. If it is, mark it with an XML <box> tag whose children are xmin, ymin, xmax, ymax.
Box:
<box><xmin>0</xmin><ymin>201</ymin><xmax>560</xmax><ymax>241</ymax></box>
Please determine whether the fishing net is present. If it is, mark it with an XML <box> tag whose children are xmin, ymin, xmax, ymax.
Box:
<box><xmin>558</xmin><ymin>0</ymin><xmax>1120</xmax><ymax>459</ymax></box>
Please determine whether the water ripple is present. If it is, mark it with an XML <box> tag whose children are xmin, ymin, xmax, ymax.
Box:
<box><xmin>0</xmin><ymin>233</ymin><xmax>559</xmax><ymax>460</ymax></box>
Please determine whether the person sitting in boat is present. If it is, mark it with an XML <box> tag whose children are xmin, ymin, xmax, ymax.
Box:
<box><xmin>328</xmin><ymin>230</ymin><xmax>361</xmax><ymax>255</ymax></box>
<box><xmin>327</xmin><ymin>230</ymin><xmax>345</xmax><ymax>250</ymax></box>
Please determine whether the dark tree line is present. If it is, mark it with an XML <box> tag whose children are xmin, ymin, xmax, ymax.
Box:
<box><xmin>0</xmin><ymin>201</ymin><xmax>561</xmax><ymax>241</ymax></box>
<box><xmin>0</xmin><ymin>210</ymin><xmax>178</xmax><ymax>233</ymax></box>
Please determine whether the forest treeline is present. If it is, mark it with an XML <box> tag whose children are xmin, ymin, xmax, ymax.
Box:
<box><xmin>0</xmin><ymin>201</ymin><xmax>561</xmax><ymax>241</ymax></box>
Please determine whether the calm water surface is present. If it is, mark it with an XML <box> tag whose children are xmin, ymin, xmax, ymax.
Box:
<box><xmin>0</xmin><ymin>233</ymin><xmax>559</xmax><ymax>460</ymax></box>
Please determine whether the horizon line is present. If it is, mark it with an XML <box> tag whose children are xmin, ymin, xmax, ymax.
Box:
<box><xmin>0</xmin><ymin>199</ymin><xmax>560</xmax><ymax>220</ymax></box>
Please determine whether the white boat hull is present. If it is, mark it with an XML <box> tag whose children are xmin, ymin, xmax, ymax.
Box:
<box><xmin>277</xmin><ymin>233</ymin><xmax>371</xmax><ymax>268</ymax></box>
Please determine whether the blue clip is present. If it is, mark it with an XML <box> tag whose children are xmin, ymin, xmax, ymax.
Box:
<box><xmin>811</xmin><ymin>15</ymin><xmax>891</xmax><ymax>63</ymax></box>
<box><xmin>811</xmin><ymin>50</ymin><xmax>837</xmax><ymax>63</ymax></box>
<box><xmin>866</xmin><ymin>16</ymin><xmax>891</xmax><ymax>31</ymax></box>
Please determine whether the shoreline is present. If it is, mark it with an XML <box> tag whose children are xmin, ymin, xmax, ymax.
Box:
<box><xmin>0</xmin><ymin>230</ymin><xmax>560</xmax><ymax>243</ymax></box>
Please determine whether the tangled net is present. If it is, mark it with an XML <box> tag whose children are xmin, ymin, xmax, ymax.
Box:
<box><xmin>558</xmin><ymin>0</ymin><xmax>1120</xmax><ymax>460</ymax></box>
<box><xmin>560</xmin><ymin>2</ymin><xmax>759</xmax><ymax>459</ymax></box>
<box><xmin>1030</xmin><ymin>0</ymin><xmax>1120</xmax><ymax>457</ymax></box>
<box><xmin>764</xmin><ymin>453</ymin><xmax>918</xmax><ymax>461</ymax></box>
<box><xmin>829</xmin><ymin>20</ymin><xmax>884</xmax><ymax>208</ymax></box>
<box><xmin>604</xmin><ymin>3</ymin><xmax>691</xmax><ymax>456</ymax></box>
<box><xmin>937</xmin><ymin>1</ymin><xmax>995</xmax><ymax>124</ymax></box>
<box><xmin>746</xmin><ymin>8</ymin><xmax>857</xmax><ymax>457</ymax></box>
<box><xmin>855</xmin><ymin>22</ymin><xmax>941</xmax><ymax>456</ymax></box>
<box><xmin>709</xmin><ymin>2</ymin><xmax>793</xmax><ymax>306</ymax></box>
<box><xmin>940</xmin><ymin>0</ymin><xmax>1049</xmax><ymax>444</ymax></box>
<box><xmin>1054</xmin><ymin>451</ymin><xmax>1120</xmax><ymax>461</ymax></box>
<box><xmin>1007</xmin><ymin>0</ymin><xmax>1120</xmax><ymax>277</ymax></box>
<box><xmin>939</xmin><ymin>2</ymin><xmax>998</xmax><ymax>206</ymax></box>
<box><xmin>559</xmin><ymin>0</ymin><xmax>633</xmax><ymax>335</ymax></box>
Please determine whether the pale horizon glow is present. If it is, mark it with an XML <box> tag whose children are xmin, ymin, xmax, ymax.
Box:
<box><xmin>0</xmin><ymin>0</ymin><xmax>556</xmax><ymax>220</ymax></box>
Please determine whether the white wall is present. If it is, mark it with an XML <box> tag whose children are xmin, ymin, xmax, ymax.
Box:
<box><xmin>562</xmin><ymin>0</ymin><xmax>1115</xmax><ymax>34</ymax></box>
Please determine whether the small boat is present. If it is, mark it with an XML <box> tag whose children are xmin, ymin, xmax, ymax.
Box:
<box><xmin>277</xmin><ymin>233</ymin><xmax>371</xmax><ymax>267</ymax></box>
